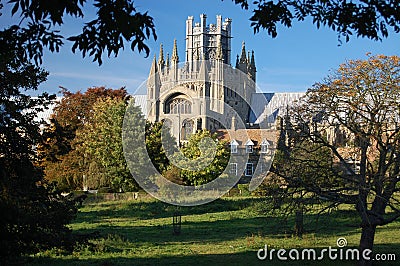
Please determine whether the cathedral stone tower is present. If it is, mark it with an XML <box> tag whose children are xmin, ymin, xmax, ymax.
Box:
<box><xmin>147</xmin><ymin>14</ymin><xmax>257</xmax><ymax>143</ymax></box>
<box><xmin>186</xmin><ymin>14</ymin><xmax>232</xmax><ymax>65</ymax></box>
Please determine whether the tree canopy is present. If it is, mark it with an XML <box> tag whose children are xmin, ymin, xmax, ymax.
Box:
<box><xmin>77</xmin><ymin>97</ymin><xmax>136</xmax><ymax>191</ymax></box>
<box><xmin>173</xmin><ymin>130</ymin><xmax>230</xmax><ymax>186</ymax></box>
<box><xmin>145</xmin><ymin>121</ymin><xmax>176</xmax><ymax>175</ymax></box>
<box><xmin>1</xmin><ymin>0</ymin><xmax>157</xmax><ymax>64</ymax></box>
<box><xmin>1</xmin><ymin>0</ymin><xmax>399</xmax><ymax>65</ymax></box>
<box><xmin>39</xmin><ymin>87</ymin><xmax>128</xmax><ymax>191</ymax></box>
<box><xmin>264</xmin><ymin>116</ymin><xmax>340</xmax><ymax>237</ymax></box>
<box><xmin>283</xmin><ymin>54</ymin><xmax>400</xmax><ymax>260</ymax></box>
<box><xmin>0</xmin><ymin>30</ymin><xmax>77</xmax><ymax>260</ymax></box>
<box><xmin>234</xmin><ymin>0</ymin><xmax>400</xmax><ymax>42</ymax></box>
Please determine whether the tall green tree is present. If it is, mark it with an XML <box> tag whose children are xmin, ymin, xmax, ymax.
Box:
<box><xmin>0</xmin><ymin>28</ymin><xmax>76</xmax><ymax>260</ymax></box>
<box><xmin>172</xmin><ymin>130</ymin><xmax>230</xmax><ymax>186</ymax></box>
<box><xmin>145</xmin><ymin>121</ymin><xmax>177</xmax><ymax>175</ymax></box>
<box><xmin>77</xmin><ymin>97</ymin><xmax>137</xmax><ymax>191</ymax></box>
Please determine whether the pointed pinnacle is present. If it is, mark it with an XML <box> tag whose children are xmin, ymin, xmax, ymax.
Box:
<box><xmin>158</xmin><ymin>44</ymin><xmax>165</xmax><ymax>67</ymax></box>
<box><xmin>251</xmin><ymin>50</ymin><xmax>255</xmax><ymax>67</ymax></box>
<box><xmin>240</xmin><ymin>41</ymin><xmax>247</xmax><ymax>62</ymax></box>
<box><xmin>171</xmin><ymin>39</ymin><xmax>179</xmax><ymax>62</ymax></box>
<box><xmin>166</xmin><ymin>53</ymin><xmax>170</xmax><ymax>68</ymax></box>
<box><xmin>150</xmin><ymin>54</ymin><xmax>158</xmax><ymax>74</ymax></box>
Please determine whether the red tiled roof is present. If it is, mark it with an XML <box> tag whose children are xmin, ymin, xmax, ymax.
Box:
<box><xmin>215</xmin><ymin>128</ymin><xmax>278</xmax><ymax>147</ymax></box>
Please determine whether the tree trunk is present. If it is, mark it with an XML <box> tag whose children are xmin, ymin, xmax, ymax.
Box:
<box><xmin>294</xmin><ymin>210</ymin><xmax>304</xmax><ymax>238</ymax></box>
<box><xmin>359</xmin><ymin>224</ymin><xmax>376</xmax><ymax>266</ymax></box>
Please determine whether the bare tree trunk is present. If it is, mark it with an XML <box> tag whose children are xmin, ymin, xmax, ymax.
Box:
<box><xmin>294</xmin><ymin>209</ymin><xmax>304</xmax><ymax>238</ymax></box>
<box><xmin>359</xmin><ymin>224</ymin><xmax>376</xmax><ymax>266</ymax></box>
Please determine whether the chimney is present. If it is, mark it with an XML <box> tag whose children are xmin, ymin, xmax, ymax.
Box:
<box><xmin>231</xmin><ymin>116</ymin><xmax>236</xmax><ymax>131</ymax></box>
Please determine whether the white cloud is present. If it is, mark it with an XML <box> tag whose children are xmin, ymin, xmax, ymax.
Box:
<box><xmin>52</xmin><ymin>72</ymin><xmax>146</xmax><ymax>85</ymax></box>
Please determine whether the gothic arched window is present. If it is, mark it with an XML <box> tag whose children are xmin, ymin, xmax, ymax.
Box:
<box><xmin>168</xmin><ymin>98</ymin><xmax>192</xmax><ymax>114</ymax></box>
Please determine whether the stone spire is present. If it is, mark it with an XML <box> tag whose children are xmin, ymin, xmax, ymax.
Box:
<box><xmin>147</xmin><ymin>54</ymin><xmax>161</xmax><ymax>100</ymax></box>
<box><xmin>239</xmin><ymin>41</ymin><xmax>247</xmax><ymax>63</ymax></box>
<box><xmin>250</xmin><ymin>50</ymin><xmax>255</xmax><ymax>68</ymax></box>
<box><xmin>237</xmin><ymin>41</ymin><xmax>248</xmax><ymax>73</ymax></box>
<box><xmin>171</xmin><ymin>39</ymin><xmax>179</xmax><ymax>62</ymax></box>
<box><xmin>165</xmin><ymin>53</ymin><xmax>170</xmax><ymax>73</ymax></box>
<box><xmin>171</xmin><ymin>39</ymin><xmax>179</xmax><ymax>82</ymax></box>
<box><xmin>149</xmin><ymin>54</ymin><xmax>158</xmax><ymax>77</ymax></box>
<box><xmin>248</xmin><ymin>50</ymin><xmax>256</xmax><ymax>81</ymax></box>
<box><xmin>147</xmin><ymin>54</ymin><xmax>161</xmax><ymax>121</ymax></box>
<box><xmin>158</xmin><ymin>44</ymin><xmax>165</xmax><ymax>68</ymax></box>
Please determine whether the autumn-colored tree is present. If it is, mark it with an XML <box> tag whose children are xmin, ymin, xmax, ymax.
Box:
<box><xmin>55</xmin><ymin>87</ymin><xmax>128</xmax><ymax>129</ymax></box>
<box><xmin>286</xmin><ymin>54</ymin><xmax>400</xmax><ymax>264</ymax></box>
<box><xmin>265</xmin><ymin>117</ymin><xmax>339</xmax><ymax>237</ymax></box>
<box><xmin>163</xmin><ymin>165</ymin><xmax>185</xmax><ymax>185</ymax></box>
<box><xmin>39</xmin><ymin>87</ymin><xmax>128</xmax><ymax>191</ymax></box>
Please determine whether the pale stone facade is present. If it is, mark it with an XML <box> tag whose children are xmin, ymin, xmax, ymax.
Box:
<box><xmin>146</xmin><ymin>14</ymin><xmax>257</xmax><ymax>142</ymax></box>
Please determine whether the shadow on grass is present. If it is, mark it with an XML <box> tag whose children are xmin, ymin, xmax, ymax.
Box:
<box><xmin>23</xmin><ymin>196</ymin><xmax>400</xmax><ymax>266</ymax></box>
<box><xmin>76</xmin><ymin>197</ymin><xmax>361</xmax><ymax>234</ymax></box>
<box><xmin>24</xmin><ymin>247</ymin><xmax>400</xmax><ymax>266</ymax></box>
<box><xmin>75</xmin><ymin>197</ymin><xmax>264</xmax><ymax>223</ymax></box>
<box><xmin>29</xmin><ymin>196</ymin><xmax>397</xmax><ymax>266</ymax></box>
<box><xmin>72</xmin><ymin>212</ymin><xmax>361</xmax><ymax>246</ymax></box>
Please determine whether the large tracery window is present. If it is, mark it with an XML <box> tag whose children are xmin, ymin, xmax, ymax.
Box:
<box><xmin>168</xmin><ymin>98</ymin><xmax>192</xmax><ymax>114</ymax></box>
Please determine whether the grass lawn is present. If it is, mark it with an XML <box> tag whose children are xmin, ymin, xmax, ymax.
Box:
<box><xmin>25</xmin><ymin>194</ymin><xmax>399</xmax><ymax>265</ymax></box>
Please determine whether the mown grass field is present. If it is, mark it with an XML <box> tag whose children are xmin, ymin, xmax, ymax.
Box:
<box><xmin>26</xmin><ymin>195</ymin><xmax>399</xmax><ymax>265</ymax></box>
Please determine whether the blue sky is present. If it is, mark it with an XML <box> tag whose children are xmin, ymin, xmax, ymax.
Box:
<box><xmin>1</xmin><ymin>0</ymin><xmax>399</xmax><ymax>95</ymax></box>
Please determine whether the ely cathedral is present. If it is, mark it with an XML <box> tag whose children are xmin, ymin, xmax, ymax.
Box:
<box><xmin>146</xmin><ymin>14</ymin><xmax>266</xmax><ymax>142</ymax></box>
<box><xmin>36</xmin><ymin>14</ymin><xmax>305</xmax><ymax>148</ymax></box>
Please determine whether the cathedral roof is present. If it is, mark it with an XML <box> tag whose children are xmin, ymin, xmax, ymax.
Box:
<box><xmin>249</xmin><ymin>92</ymin><xmax>306</xmax><ymax>124</ymax></box>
